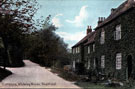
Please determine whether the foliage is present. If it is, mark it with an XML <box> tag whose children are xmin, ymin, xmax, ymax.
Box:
<box><xmin>51</xmin><ymin>67</ymin><xmax>80</xmax><ymax>81</ymax></box>
<box><xmin>25</xmin><ymin>15</ymin><xmax>70</xmax><ymax>68</ymax></box>
<box><xmin>0</xmin><ymin>0</ymin><xmax>39</xmax><ymax>67</ymax></box>
<box><xmin>0</xmin><ymin>0</ymin><xmax>70</xmax><ymax>68</ymax></box>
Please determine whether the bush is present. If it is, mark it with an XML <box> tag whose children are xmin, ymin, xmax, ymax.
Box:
<box><xmin>75</xmin><ymin>63</ymin><xmax>86</xmax><ymax>75</ymax></box>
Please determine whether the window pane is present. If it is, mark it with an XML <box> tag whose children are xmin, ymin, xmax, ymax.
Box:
<box><xmin>101</xmin><ymin>55</ymin><xmax>105</xmax><ymax>68</ymax></box>
<box><xmin>93</xmin><ymin>44</ymin><xmax>95</xmax><ymax>52</ymax></box>
<box><xmin>94</xmin><ymin>59</ymin><xmax>96</xmax><ymax>69</ymax></box>
<box><xmin>88</xmin><ymin>46</ymin><xmax>90</xmax><ymax>53</ymax></box>
<box><xmin>87</xmin><ymin>60</ymin><xmax>90</xmax><ymax>69</ymax></box>
<box><xmin>115</xmin><ymin>25</ymin><xmax>121</xmax><ymax>40</ymax></box>
<box><xmin>100</xmin><ymin>30</ymin><xmax>105</xmax><ymax>44</ymax></box>
<box><xmin>116</xmin><ymin>53</ymin><xmax>122</xmax><ymax>69</ymax></box>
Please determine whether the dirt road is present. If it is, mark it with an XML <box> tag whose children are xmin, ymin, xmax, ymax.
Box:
<box><xmin>0</xmin><ymin>60</ymin><xmax>80</xmax><ymax>88</ymax></box>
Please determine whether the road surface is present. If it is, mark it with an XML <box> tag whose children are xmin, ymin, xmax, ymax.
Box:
<box><xmin>0</xmin><ymin>60</ymin><xmax>80</xmax><ymax>88</ymax></box>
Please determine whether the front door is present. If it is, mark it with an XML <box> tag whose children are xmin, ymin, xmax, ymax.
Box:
<box><xmin>127</xmin><ymin>55</ymin><xmax>132</xmax><ymax>79</ymax></box>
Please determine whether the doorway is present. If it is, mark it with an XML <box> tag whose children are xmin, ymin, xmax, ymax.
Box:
<box><xmin>127</xmin><ymin>55</ymin><xmax>132</xmax><ymax>79</ymax></box>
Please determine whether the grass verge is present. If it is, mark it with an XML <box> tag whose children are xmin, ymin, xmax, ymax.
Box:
<box><xmin>50</xmin><ymin>67</ymin><xmax>135</xmax><ymax>89</ymax></box>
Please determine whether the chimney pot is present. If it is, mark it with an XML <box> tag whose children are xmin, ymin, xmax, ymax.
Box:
<box><xmin>111</xmin><ymin>8</ymin><xmax>116</xmax><ymax>14</ymax></box>
<box><xmin>87</xmin><ymin>25</ymin><xmax>92</xmax><ymax>35</ymax></box>
<box><xmin>101</xmin><ymin>17</ymin><xmax>103</xmax><ymax>21</ymax></box>
<box><xmin>87</xmin><ymin>25</ymin><xmax>90</xmax><ymax>29</ymax></box>
<box><xmin>98</xmin><ymin>17</ymin><xmax>105</xmax><ymax>25</ymax></box>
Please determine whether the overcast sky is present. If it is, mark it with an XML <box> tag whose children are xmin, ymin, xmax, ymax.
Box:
<box><xmin>34</xmin><ymin>0</ymin><xmax>126</xmax><ymax>48</ymax></box>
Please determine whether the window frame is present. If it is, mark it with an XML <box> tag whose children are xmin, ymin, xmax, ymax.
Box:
<box><xmin>78</xmin><ymin>47</ymin><xmax>80</xmax><ymax>53</ymax></box>
<box><xmin>101</xmin><ymin>55</ymin><xmax>105</xmax><ymax>68</ymax></box>
<box><xmin>76</xmin><ymin>47</ymin><xmax>78</xmax><ymax>53</ymax></box>
<box><xmin>116</xmin><ymin>53</ymin><xmax>122</xmax><ymax>70</ymax></box>
<box><xmin>114</xmin><ymin>24</ymin><xmax>121</xmax><ymax>40</ymax></box>
<box><xmin>93</xmin><ymin>44</ymin><xmax>95</xmax><ymax>52</ymax></box>
<box><xmin>93</xmin><ymin>58</ymin><xmax>96</xmax><ymax>69</ymax></box>
<box><xmin>100</xmin><ymin>29</ymin><xmax>105</xmax><ymax>44</ymax></box>
<box><xmin>87</xmin><ymin>59</ymin><xmax>90</xmax><ymax>69</ymax></box>
<box><xmin>88</xmin><ymin>46</ymin><xmax>90</xmax><ymax>54</ymax></box>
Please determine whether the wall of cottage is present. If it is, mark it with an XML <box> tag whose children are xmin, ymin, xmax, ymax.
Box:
<box><xmin>72</xmin><ymin>46</ymin><xmax>81</xmax><ymax>63</ymax></box>
<box><xmin>95</xmin><ymin>8</ymin><xmax>135</xmax><ymax>80</ymax></box>
<box><xmin>84</xmin><ymin>43</ymin><xmax>95</xmax><ymax>71</ymax></box>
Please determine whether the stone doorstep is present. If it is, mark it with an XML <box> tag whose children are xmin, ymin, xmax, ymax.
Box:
<box><xmin>102</xmin><ymin>80</ymin><xmax>124</xmax><ymax>87</ymax></box>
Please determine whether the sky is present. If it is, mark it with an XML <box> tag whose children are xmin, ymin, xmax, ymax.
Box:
<box><xmin>34</xmin><ymin>0</ymin><xmax>126</xmax><ymax>49</ymax></box>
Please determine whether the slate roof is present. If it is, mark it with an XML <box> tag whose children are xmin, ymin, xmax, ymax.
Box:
<box><xmin>84</xmin><ymin>32</ymin><xmax>96</xmax><ymax>45</ymax></box>
<box><xmin>72</xmin><ymin>0</ymin><xmax>135</xmax><ymax>48</ymax></box>
<box><xmin>95</xmin><ymin>0</ymin><xmax>135</xmax><ymax>30</ymax></box>
<box><xmin>72</xmin><ymin>31</ymin><xmax>96</xmax><ymax>48</ymax></box>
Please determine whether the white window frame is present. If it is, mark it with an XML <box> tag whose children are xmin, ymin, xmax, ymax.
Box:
<box><xmin>100</xmin><ymin>29</ymin><xmax>105</xmax><ymax>44</ymax></box>
<box><xmin>76</xmin><ymin>47</ymin><xmax>78</xmax><ymax>53</ymax></box>
<box><xmin>101</xmin><ymin>55</ymin><xmax>105</xmax><ymax>68</ymax></box>
<box><xmin>116</xmin><ymin>53</ymin><xmax>122</xmax><ymax>70</ymax></box>
<box><xmin>114</xmin><ymin>25</ymin><xmax>121</xmax><ymax>40</ymax></box>
<box><xmin>73</xmin><ymin>61</ymin><xmax>76</xmax><ymax>69</ymax></box>
<box><xmin>87</xmin><ymin>59</ymin><xmax>90</xmax><ymax>69</ymax></box>
<box><xmin>78</xmin><ymin>47</ymin><xmax>80</xmax><ymax>53</ymax></box>
<box><xmin>78</xmin><ymin>47</ymin><xmax>79</xmax><ymax>53</ymax></box>
<box><xmin>88</xmin><ymin>46</ymin><xmax>90</xmax><ymax>54</ymax></box>
<box><xmin>94</xmin><ymin>58</ymin><xmax>96</xmax><ymax>69</ymax></box>
<box><xmin>93</xmin><ymin>44</ymin><xmax>95</xmax><ymax>52</ymax></box>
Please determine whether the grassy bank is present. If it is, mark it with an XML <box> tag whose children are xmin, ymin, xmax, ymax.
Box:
<box><xmin>51</xmin><ymin>67</ymin><xmax>80</xmax><ymax>81</ymax></box>
<box><xmin>76</xmin><ymin>82</ymin><xmax>125</xmax><ymax>89</ymax></box>
<box><xmin>50</xmin><ymin>67</ymin><xmax>135</xmax><ymax>89</ymax></box>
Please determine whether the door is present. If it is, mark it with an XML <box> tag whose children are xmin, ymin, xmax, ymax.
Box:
<box><xmin>127</xmin><ymin>55</ymin><xmax>132</xmax><ymax>79</ymax></box>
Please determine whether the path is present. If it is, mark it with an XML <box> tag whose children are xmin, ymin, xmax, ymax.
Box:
<box><xmin>0</xmin><ymin>60</ymin><xmax>80</xmax><ymax>88</ymax></box>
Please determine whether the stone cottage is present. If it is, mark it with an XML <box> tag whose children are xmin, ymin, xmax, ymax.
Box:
<box><xmin>72</xmin><ymin>26</ymin><xmax>96</xmax><ymax>74</ymax></box>
<box><xmin>94</xmin><ymin>0</ymin><xmax>135</xmax><ymax>80</ymax></box>
<box><xmin>72</xmin><ymin>0</ymin><xmax>135</xmax><ymax>80</ymax></box>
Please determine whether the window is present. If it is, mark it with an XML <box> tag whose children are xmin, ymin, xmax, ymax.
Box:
<box><xmin>93</xmin><ymin>58</ymin><xmax>96</xmax><ymax>69</ymax></box>
<box><xmin>93</xmin><ymin>44</ymin><xmax>95</xmax><ymax>52</ymax></box>
<box><xmin>77</xmin><ymin>59</ymin><xmax>80</xmax><ymax>62</ymax></box>
<box><xmin>88</xmin><ymin>46</ymin><xmax>90</xmax><ymax>54</ymax></box>
<box><xmin>78</xmin><ymin>47</ymin><xmax>80</xmax><ymax>53</ymax></box>
<box><xmin>100</xmin><ymin>29</ymin><xmax>105</xmax><ymax>44</ymax></box>
<box><xmin>76</xmin><ymin>47</ymin><xmax>78</xmax><ymax>53</ymax></box>
<box><xmin>73</xmin><ymin>61</ymin><xmax>76</xmax><ymax>69</ymax></box>
<box><xmin>101</xmin><ymin>55</ymin><xmax>105</xmax><ymax>68</ymax></box>
<box><xmin>75</xmin><ymin>47</ymin><xmax>80</xmax><ymax>53</ymax></box>
<box><xmin>116</xmin><ymin>53</ymin><xmax>122</xmax><ymax>70</ymax></box>
<box><xmin>114</xmin><ymin>25</ymin><xmax>121</xmax><ymax>40</ymax></box>
<box><xmin>87</xmin><ymin>59</ymin><xmax>90</xmax><ymax>69</ymax></box>
<box><xmin>72</xmin><ymin>48</ymin><xmax>74</xmax><ymax>54</ymax></box>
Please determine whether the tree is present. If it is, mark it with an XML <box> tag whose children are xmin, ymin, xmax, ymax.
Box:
<box><xmin>0</xmin><ymin>0</ymin><xmax>39</xmax><ymax>67</ymax></box>
<box><xmin>26</xmin><ymin>15</ymin><xmax>70</xmax><ymax>68</ymax></box>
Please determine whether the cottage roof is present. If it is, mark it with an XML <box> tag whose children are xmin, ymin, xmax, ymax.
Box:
<box><xmin>72</xmin><ymin>31</ymin><xmax>96</xmax><ymax>48</ymax></box>
<box><xmin>95</xmin><ymin>0</ymin><xmax>135</xmax><ymax>30</ymax></box>
<box><xmin>72</xmin><ymin>0</ymin><xmax>135</xmax><ymax>48</ymax></box>
<box><xmin>84</xmin><ymin>31</ymin><xmax>96</xmax><ymax>45</ymax></box>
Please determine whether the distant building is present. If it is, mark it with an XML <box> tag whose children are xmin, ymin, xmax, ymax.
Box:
<box><xmin>72</xmin><ymin>26</ymin><xmax>96</xmax><ymax>74</ymax></box>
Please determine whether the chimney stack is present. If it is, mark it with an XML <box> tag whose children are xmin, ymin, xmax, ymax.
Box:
<box><xmin>111</xmin><ymin>8</ymin><xmax>116</xmax><ymax>14</ymax></box>
<box><xmin>87</xmin><ymin>25</ymin><xmax>92</xmax><ymax>34</ymax></box>
<box><xmin>98</xmin><ymin>17</ymin><xmax>105</xmax><ymax>25</ymax></box>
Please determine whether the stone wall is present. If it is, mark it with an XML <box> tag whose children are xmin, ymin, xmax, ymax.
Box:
<box><xmin>95</xmin><ymin>8</ymin><xmax>135</xmax><ymax>80</ymax></box>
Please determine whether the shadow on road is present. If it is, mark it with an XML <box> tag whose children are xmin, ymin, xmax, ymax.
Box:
<box><xmin>0</xmin><ymin>68</ymin><xmax>12</xmax><ymax>82</ymax></box>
